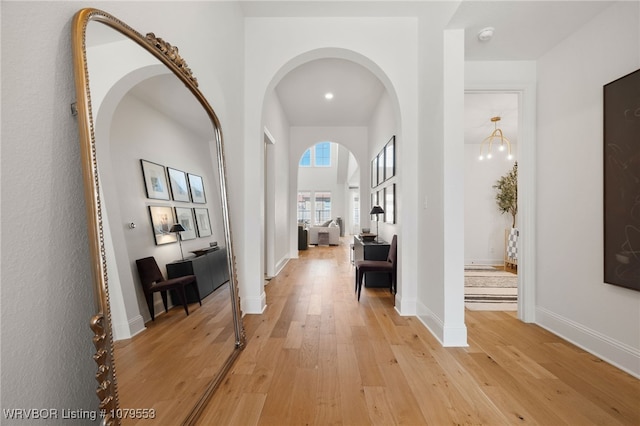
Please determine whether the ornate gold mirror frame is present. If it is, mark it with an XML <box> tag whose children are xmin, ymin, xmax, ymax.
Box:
<box><xmin>71</xmin><ymin>8</ymin><xmax>245</xmax><ymax>425</ymax></box>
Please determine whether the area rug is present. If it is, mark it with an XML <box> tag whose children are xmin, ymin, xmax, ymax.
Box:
<box><xmin>465</xmin><ymin>269</ymin><xmax>517</xmax><ymax>311</ymax></box>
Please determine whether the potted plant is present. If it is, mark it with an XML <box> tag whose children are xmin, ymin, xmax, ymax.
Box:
<box><xmin>493</xmin><ymin>162</ymin><xmax>518</xmax><ymax>227</ymax></box>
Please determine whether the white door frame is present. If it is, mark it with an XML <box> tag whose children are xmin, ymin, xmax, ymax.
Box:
<box><xmin>465</xmin><ymin>84</ymin><xmax>537</xmax><ymax>323</ymax></box>
<box><xmin>264</xmin><ymin>127</ymin><xmax>276</xmax><ymax>279</ymax></box>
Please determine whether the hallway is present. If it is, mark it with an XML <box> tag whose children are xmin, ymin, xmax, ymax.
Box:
<box><xmin>197</xmin><ymin>238</ymin><xmax>639</xmax><ymax>425</ymax></box>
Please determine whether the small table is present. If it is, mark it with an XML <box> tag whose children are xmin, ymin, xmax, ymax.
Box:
<box><xmin>317</xmin><ymin>230</ymin><xmax>330</xmax><ymax>246</ymax></box>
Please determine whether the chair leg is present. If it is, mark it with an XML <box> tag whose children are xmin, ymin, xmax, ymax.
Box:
<box><xmin>357</xmin><ymin>270</ymin><xmax>364</xmax><ymax>301</ymax></box>
<box><xmin>145</xmin><ymin>293</ymin><xmax>155</xmax><ymax>321</ymax></box>
<box><xmin>178</xmin><ymin>286</ymin><xmax>190</xmax><ymax>316</ymax></box>
<box><xmin>160</xmin><ymin>291</ymin><xmax>169</xmax><ymax>313</ymax></box>
<box><xmin>354</xmin><ymin>266</ymin><xmax>359</xmax><ymax>294</ymax></box>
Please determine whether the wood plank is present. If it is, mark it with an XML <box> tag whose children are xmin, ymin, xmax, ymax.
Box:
<box><xmin>186</xmin><ymin>239</ymin><xmax>639</xmax><ymax>425</ymax></box>
<box><xmin>227</xmin><ymin>393</ymin><xmax>267</xmax><ymax>426</ymax></box>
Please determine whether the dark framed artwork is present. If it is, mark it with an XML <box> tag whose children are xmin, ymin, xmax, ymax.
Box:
<box><xmin>385</xmin><ymin>136</ymin><xmax>395</xmax><ymax>181</ymax></box>
<box><xmin>194</xmin><ymin>207</ymin><xmax>212</xmax><ymax>237</ymax></box>
<box><xmin>148</xmin><ymin>205</ymin><xmax>177</xmax><ymax>245</ymax></box>
<box><xmin>385</xmin><ymin>184</ymin><xmax>396</xmax><ymax>224</ymax></box>
<box><xmin>603</xmin><ymin>68</ymin><xmax>640</xmax><ymax>291</ymax></box>
<box><xmin>167</xmin><ymin>167</ymin><xmax>191</xmax><ymax>202</ymax></box>
<box><xmin>188</xmin><ymin>173</ymin><xmax>206</xmax><ymax>203</ymax></box>
<box><xmin>140</xmin><ymin>160</ymin><xmax>170</xmax><ymax>200</ymax></box>
<box><xmin>175</xmin><ymin>207</ymin><xmax>197</xmax><ymax>240</ymax></box>
<box><xmin>377</xmin><ymin>151</ymin><xmax>385</xmax><ymax>185</ymax></box>
<box><xmin>371</xmin><ymin>157</ymin><xmax>378</xmax><ymax>188</ymax></box>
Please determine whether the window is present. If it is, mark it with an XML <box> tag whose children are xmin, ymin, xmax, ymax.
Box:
<box><xmin>352</xmin><ymin>193</ymin><xmax>360</xmax><ymax>228</ymax></box>
<box><xmin>299</xmin><ymin>149</ymin><xmax>311</xmax><ymax>167</ymax></box>
<box><xmin>314</xmin><ymin>142</ymin><xmax>331</xmax><ymax>166</ymax></box>
<box><xmin>297</xmin><ymin>191</ymin><xmax>311</xmax><ymax>224</ymax></box>
<box><xmin>314</xmin><ymin>192</ymin><xmax>331</xmax><ymax>224</ymax></box>
<box><xmin>299</xmin><ymin>142</ymin><xmax>332</xmax><ymax>167</ymax></box>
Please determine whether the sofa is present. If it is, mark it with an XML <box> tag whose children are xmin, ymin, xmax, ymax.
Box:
<box><xmin>308</xmin><ymin>222</ymin><xmax>340</xmax><ymax>245</ymax></box>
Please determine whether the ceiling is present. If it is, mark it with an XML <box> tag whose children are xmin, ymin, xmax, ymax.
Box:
<box><xmin>129</xmin><ymin>75</ymin><xmax>214</xmax><ymax>141</ymax></box>
<box><xmin>275</xmin><ymin>58</ymin><xmax>384</xmax><ymax>126</ymax></box>
<box><xmin>103</xmin><ymin>1</ymin><xmax>614</xmax><ymax>144</ymax></box>
<box><xmin>270</xmin><ymin>0</ymin><xmax>612</xmax><ymax>139</ymax></box>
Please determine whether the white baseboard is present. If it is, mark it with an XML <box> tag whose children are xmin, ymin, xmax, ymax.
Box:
<box><xmin>112</xmin><ymin>314</ymin><xmax>145</xmax><ymax>341</ymax></box>
<box><xmin>128</xmin><ymin>315</ymin><xmax>146</xmax><ymax>337</ymax></box>
<box><xmin>242</xmin><ymin>290</ymin><xmax>267</xmax><ymax>314</ymax></box>
<box><xmin>394</xmin><ymin>293</ymin><xmax>416</xmax><ymax>316</ymax></box>
<box><xmin>415</xmin><ymin>300</ymin><xmax>468</xmax><ymax>347</ymax></box>
<box><xmin>536</xmin><ymin>307</ymin><xmax>640</xmax><ymax>379</ymax></box>
<box><xmin>275</xmin><ymin>256</ymin><xmax>289</xmax><ymax>276</ymax></box>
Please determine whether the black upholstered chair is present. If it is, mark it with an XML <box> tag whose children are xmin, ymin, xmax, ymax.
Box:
<box><xmin>135</xmin><ymin>256</ymin><xmax>201</xmax><ymax>321</ymax></box>
<box><xmin>355</xmin><ymin>234</ymin><xmax>397</xmax><ymax>301</ymax></box>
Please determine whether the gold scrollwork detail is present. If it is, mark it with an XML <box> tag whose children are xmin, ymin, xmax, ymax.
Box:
<box><xmin>90</xmin><ymin>314</ymin><xmax>117</xmax><ymax>425</ymax></box>
<box><xmin>145</xmin><ymin>33</ymin><xmax>198</xmax><ymax>86</ymax></box>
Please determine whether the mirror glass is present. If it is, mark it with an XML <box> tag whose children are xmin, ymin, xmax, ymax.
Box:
<box><xmin>72</xmin><ymin>9</ymin><xmax>244</xmax><ymax>425</ymax></box>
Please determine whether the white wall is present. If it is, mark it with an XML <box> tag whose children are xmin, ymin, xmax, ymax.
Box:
<box><xmin>367</xmin><ymin>91</ymin><xmax>398</xmax><ymax>244</ymax></box>
<box><xmin>1</xmin><ymin>3</ymin><xmax>100</xmax><ymax>416</ymax></box>
<box><xmin>536</xmin><ymin>1</ymin><xmax>640</xmax><ymax>376</ymax></box>
<box><xmin>413</xmin><ymin>4</ymin><xmax>466</xmax><ymax>345</ymax></box>
<box><xmin>1</xmin><ymin>1</ymin><xmax>245</xmax><ymax>415</ymax></box>
<box><xmin>262</xmin><ymin>91</ymin><xmax>291</xmax><ymax>274</ymax></box>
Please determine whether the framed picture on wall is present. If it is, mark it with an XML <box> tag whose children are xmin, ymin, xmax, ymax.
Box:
<box><xmin>167</xmin><ymin>167</ymin><xmax>191</xmax><ymax>202</ymax></box>
<box><xmin>148</xmin><ymin>205</ymin><xmax>177</xmax><ymax>245</ymax></box>
<box><xmin>372</xmin><ymin>190</ymin><xmax>384</xmax><ymax>221</ymax></box>
<box><xmin>175</xmin><ymin>207</ymin><xmax>197</xmax><ymax>240</ymax></box>
<box><xmin>371</xmin><ymin>192</ymin><xmax>377</xmax><ymax>220</ymax></box>
<box><xmin>194</xmin><ymin>207</ymin><xmax>212</xmax><ymax>237</ymax></box>
<box><xmin>603</xmin><ymin>68</ymin><xmax>640</xmax><ymax>291</ymax></box>
<box><xmin>140</xmin><ymin>160</ymin><xmax>170</xmax><ymax>200</ymax></box>
<box><xmin>188</xmin><ymin>173</ymin><xmax>206</xmax><ymax>203</ymax></box>
<box><xmin>377</xmin><ymin>151</ymin><xmax>385</xmax><ymax>185</ymax></box>
<box><xmin>385</xmin><ymin>136</ymin><xmax>395</xmax><ymax>180</ymax></box>
<box><xmin>385</xmin><ymin>184</ymin><xmax>395</xmax><ymax>224</ymax></box>
<box><xmin>371</xmin><ymin>157</ymin><xmax>378</xmax><ymax>188</ymax></box>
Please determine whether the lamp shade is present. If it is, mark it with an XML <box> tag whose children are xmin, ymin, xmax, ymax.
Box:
<box><xmin>369</xmin><ymin>205</ymin><xmax>385</xmax><ymax>215</ymax></box>
<box><xmin>169</xmin><ymin>223</ymin><xmax>186</xmax><ymax>233</ymax></box>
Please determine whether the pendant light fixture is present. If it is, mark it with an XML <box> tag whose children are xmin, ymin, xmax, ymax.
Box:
<box><xmin>478</xmin><ymin>116</ymin><xmax>513</xmax><ymax>161</ymax></box>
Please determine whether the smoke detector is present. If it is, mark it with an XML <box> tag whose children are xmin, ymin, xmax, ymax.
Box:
<box><xmin>477</xmin><ymin>27</ymin><xmax>495</xmax><ymax>42</ymax></box>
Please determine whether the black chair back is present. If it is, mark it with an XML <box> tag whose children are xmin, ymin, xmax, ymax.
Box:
<box><xmin>387</xmin><ymin>235</ymin><xmax>397</xmax><ymax>266</ymax></box>
<box><xmin>136</xmin><ymin>257</ymin><xmax>164</xmax><ymax>292</ymax></box>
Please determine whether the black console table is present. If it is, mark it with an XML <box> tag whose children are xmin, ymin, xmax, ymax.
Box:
<box><xmin>353</xmin><ymin>236</ymin><xmax>390</xmax><ymax>288</ymax></box>
<box><xmin>167</xmin><ymin>247</ymin><xmax>229</xmax><ymax>303</ymax></box>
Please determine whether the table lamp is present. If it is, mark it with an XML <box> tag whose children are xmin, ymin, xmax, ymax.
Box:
<box><xmin>170</xmin><ymin>223</ymin><xmax>186</xmax><ymax>260</ymax></box>
<box><xmin>369</xmin><ymin>205</ymin><xmax>385</xmax><ymax>242</ymax></box>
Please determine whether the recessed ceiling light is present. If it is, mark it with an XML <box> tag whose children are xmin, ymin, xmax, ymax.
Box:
<box><xmin>324</xmin><ymin>92</ymin><xmax>334</xmax><ymax>100</ymax></box>
<box><xmin>477</xmin><ymin>27</ymin><xmax>494</xmax><ymax>42</ymax></box>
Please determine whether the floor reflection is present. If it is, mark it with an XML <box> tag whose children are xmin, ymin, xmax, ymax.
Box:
<box><xmin>113</xmin><ymin>282</ymin><xmax>235</xmax><ymax>424</ymax></box>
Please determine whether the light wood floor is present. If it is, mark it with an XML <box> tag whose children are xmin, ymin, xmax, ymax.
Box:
<box><xmin>197</xmin><ymin>238</ymin><xmax>640</xmax><ymax>425</ymax></box>
<box><xmin>113</xmin><ymin>283</ymin><xmax>236</xmax><ymax>425</ymax></box>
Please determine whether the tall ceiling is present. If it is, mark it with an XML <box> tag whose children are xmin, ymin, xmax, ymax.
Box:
<box><xmin>269</xmin><ymin>0</ymin><xmax>612</xmax><ymax>142</ymax></box>
<box><xmin>107</xmin><ymin>1</ymin><xmax>614</xmax><ymax>144</ymax></box>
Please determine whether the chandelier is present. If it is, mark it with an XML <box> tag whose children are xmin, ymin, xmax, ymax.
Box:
<box><xmin>478</xmin><ymin>116</ymin><xmax>513</xmax><ymax>161</ymax></box>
